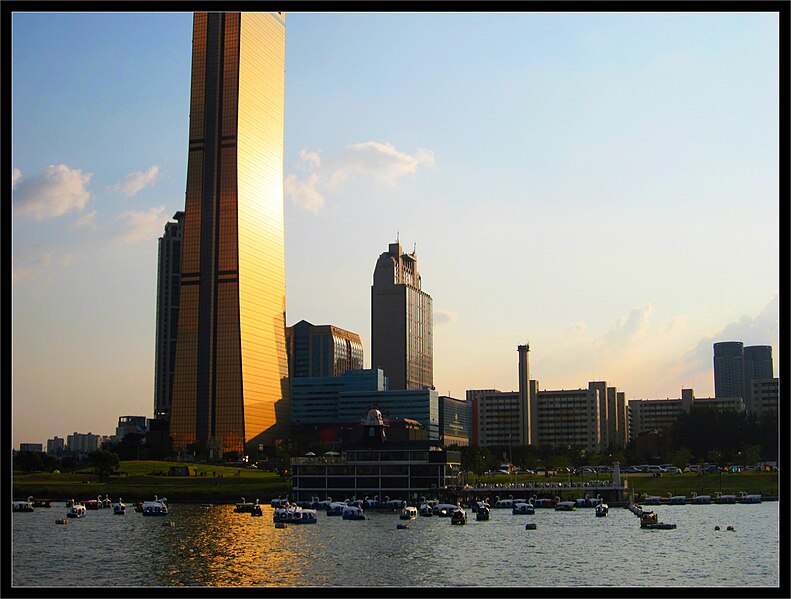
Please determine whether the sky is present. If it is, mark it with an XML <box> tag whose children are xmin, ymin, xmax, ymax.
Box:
<box><xmin>10</xmin><ymin>10</ymin><xmax>781</xmax><ymax>448</ymax></box>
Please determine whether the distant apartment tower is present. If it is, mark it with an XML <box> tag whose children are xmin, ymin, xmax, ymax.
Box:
<box><xmin>627</xmin><ymin>389</ymin><xmax>744</xmax><ymax>441</ymax></box>
<box><xmin>752</xmin><ymin>378</ymin><xmax>779</xmax><ymax>419</ymax></box>
<box><xmin>469</xmin><ymin>389</ymin><xmax>523</xmax><ymax>448</ymax></box>
<box><xmin>533</xmin><ymin>383</ymin><xmax>602</xmax><ymax>453</ymax></box>
<box><xmin>371</xmin><ymin>240</ymin><xmax>433</xmax><ymax>391</ymax></box>
<box><xmin>588</xmin><ymin>381</ymin><xmax>628</xmax><ymax>449</ymax></box>
<box><xmin>286</xmin><ymin>320</ymin><xmax>363</xmax><ymax>378</ymax></box>
<box><xmin>19</xmin><ymin>443</ymin><xmax>43</xmax><ymax>452</ymax></box>
<box><xmin>67</xmin><ymin>432</ymin><xmax>102</xmax><ymax>455</ymax></box>
<box><xmin>154</xmin><ymin>211</ymin><xmax>184</xmax><ymax>421</ymax></box>
<box><xmin>47</xmin><ymin>436</ymin><xmax>65</xmax><ymax>457</ymax></box>
<box><xmin>743</xmin><ymin>345</ymin><xmax>774</xmax><ymax>412</ymax></box>
<box><xmin>438</xmin><ymin>395</ymin><xmax>471</xmax><ymax>447</ymax></box>
<box><xmin>169</xmin><ymin>12</ymin><xmax>289</xmax><ymax>457</ymax></box>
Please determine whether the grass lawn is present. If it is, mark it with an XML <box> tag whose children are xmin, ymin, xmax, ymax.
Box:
<box><xmin>14</xmin><ymin>462</ymin><xmax>778</xmax><ymax>505</ymax></box>
<box><xmin>13</xmin><ymin>460</ymin><xmax>291</xmax><ymax>504</ymax></box>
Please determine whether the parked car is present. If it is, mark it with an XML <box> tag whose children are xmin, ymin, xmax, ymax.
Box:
<box><xmin>664</xmin><ymin>467</ymin><xmax>682</xmax><ymax>474</ymax></box>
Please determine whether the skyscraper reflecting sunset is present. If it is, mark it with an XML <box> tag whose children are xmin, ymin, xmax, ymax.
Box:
<box><xmin>169</xmin><ymin>12</ymin><xmax>289</xmax><ymax>457</ymax></box>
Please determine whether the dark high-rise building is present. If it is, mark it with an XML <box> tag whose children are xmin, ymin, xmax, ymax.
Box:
<box><xmin>154</xmin><ymin>211</ymin><xmax>184</xmax><ymax>421</ymax></box>
<box><xmin>713</xmin><ymin>342</ymin><xmax>775</xmax><ymax>413</ymax></box>
<box><xmin>744</xmin><ymin>345</ymin><xmax>773</xmax><ymax>412</ymax></box>
<box><xmin>286</xmin><ymin>320</ymin><xmax>364</xmax><ymax>378</ymax></box>
<box><xmin>170</xmin><ymin>12</ymin><xmax>289</xmax><ymax>458</ymax></box>
<box><xmin>713</xmin><ymin>341</ymin><xmax>744</xmax><ymax>399</ymax></box>
<box><xmin>371</xmin><ymin>240</ymin><xmax>433</xmax><ymax>391</ymax></box>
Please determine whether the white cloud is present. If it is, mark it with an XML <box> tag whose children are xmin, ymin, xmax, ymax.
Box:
<box><xmin>285</xmin><ymin>141</ymin><xmax>435</xmax><ymax>214</ymax></box>
<box><xmin>434</xmin><ymin>309</ymin><xmax>457</xmax><ymax>325</ymax></box>
<box><xmin>12</xmin><ymin>168</ymin><xmax>21</xmax><ymax>188</ymax></box>
<box><xmin>12</xmin><ymin>164</ymin><xmax>92</xmax><ymax>220</ymax></box>
<box><xmin>299</xmin><ymin>149</ymin><xmax>321</xmax><ymax>168</ymax></box>
<box><xmin>116</xmin><ymin>206</ymin><xmax>166</xmax><ymax>244</ymax></box>
<box><xmin>112</xmin><ymin>165</ymin><xmax>160</xmax><ymax>198</ymax></box>
<box><xmin>74</xmin><ymin>210</ymin><xmax>98</xmax><ymax>230</ymax></box>
<box><xmin>285</xmin><ymin>173</ymin><xmax>325</xmax><ymax>214</ymax></box>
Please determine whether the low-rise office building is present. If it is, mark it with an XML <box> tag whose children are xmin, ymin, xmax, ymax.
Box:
<box><xmin>291</xmin><ymin>368</ymin><xmax>439</xmax><ymax>439</ymax></box>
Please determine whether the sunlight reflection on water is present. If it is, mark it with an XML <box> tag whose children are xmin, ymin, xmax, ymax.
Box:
<box><xmin>12</xmin><ymin>501</ymin><xmax>779</xmax><ymax>588</ymax></box>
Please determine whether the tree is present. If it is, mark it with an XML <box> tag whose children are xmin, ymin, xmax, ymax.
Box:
<box><xmin>14</xmin><ymin>451</ymin><xmax>44</xmax><ymax>474</ymax></box>
<box><xmin>88</xmin><ymin>449</ymin><xmax>120</xmax><ymax>481</ymax></box>
<box><xmin>668</xmin><ymin>447</ymin><xmax>693</xmax><ymax>468</ymax></box>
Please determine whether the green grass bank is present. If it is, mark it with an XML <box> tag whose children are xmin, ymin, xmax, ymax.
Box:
<box><xmin>13</xmin><ymin>461</ymin><xmax>778</xmax><ymax>504</ymax></box>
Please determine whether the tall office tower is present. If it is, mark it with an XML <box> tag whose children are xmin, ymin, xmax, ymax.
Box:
<box><xmin>286</xmin><ymin>320</ymin><xmax>364</xmax><ymax>378</ymax></box>
<box><xmin>713</xmin><ymin>341</ymin><xmax>744</xmax><ymax>399</ymax></box>
<box><xmin>371</xmin><ymin>240</ymin><xmax>433</xmax><ymax>391</ymax></box>
<box><xmin>170</xmin><ymin>12</ymin><xmax>289</xmax><ymax>457</ymax></box>
<box><xmin>743</xmin><ymin>345</ymin><xmax>773</xmax><ymax>412</ymax></box>
<box><xmin>154</xmin><ymin>211</ymin><xmax>185</xmax><ymax>421</ymax></box>
<box><xmin>517</xmin><ymin>344</ymin><xmax>532</xmax><ymax>446</ymax></box>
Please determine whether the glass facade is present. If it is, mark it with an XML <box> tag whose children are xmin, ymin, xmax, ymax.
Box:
<box><xmin>170</xmin><ymin>12</ymin><xmax>289</xmax><ymax>457</ymax></box>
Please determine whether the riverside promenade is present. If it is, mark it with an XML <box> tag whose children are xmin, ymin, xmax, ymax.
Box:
<box><xmin>446</xmin><ymin>479</ymin><xmax>630</xmax><ymax>505</ymax></box>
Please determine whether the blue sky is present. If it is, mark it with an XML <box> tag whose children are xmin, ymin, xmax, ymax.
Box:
<box><xmin>11</xmin><ymin>11</ymin><xmax>780</xmax><ymax>447</ymax></box>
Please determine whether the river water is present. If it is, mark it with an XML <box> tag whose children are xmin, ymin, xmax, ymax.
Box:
<box><xmin>11</xmin><ymin>501</ymin><xmax>780</xmax><ymax>588</ymax></box>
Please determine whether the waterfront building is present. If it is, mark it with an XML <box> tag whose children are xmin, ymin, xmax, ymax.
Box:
<box><xmin>66</xmin><ymin>432</ymin><xmax>102</xmax><ymax>455</ymax></box>
<box><xmin>438</xmin><ymin>395</ymin><xmax>471</xmax><ymax>447</ymax></box>
<box><xmin>116</xmin><ymin>415</ymin><xmax>147</xmax><ymax>441</ymax></box>
<box><xmin>469</xmin><ymin>345</ymin><xmax>533</xmax><ymax>447</ymax></box>
<box><xmin>286</xmin><ymin>319</ymin><xmax>363</xmax><ymax>378</ymax></box>
<box><xmin>752</xmin><ymin>378</ymin><xmax>779</xmax><ymax>419</ymax></box>
<box><xmin>290</xmin><ymin>409</ymin><xmax>461</xmax><ymax>503</ymax></box>
<box><xmin>46</xmin><ymin>436</ymin><xmax>65</xmax><ymax>457</ymax></box>
<box><xmin>469</xmin><ymin>390</ymin><xmax>523</xmax><ymax>448</ymax></box>
<box><xmin>19</xmin><ymin>443</ymin><xmax>43</xmax><ymax>453</ymax></box>
<box><xmin>154</xmin><ymin>211</ymin><xmax>185</xmax><ymax>422</ymax></box>
<box><xmin>627</xmin><ymin>389</ymin><xmax>745</xmax><ymax>441</ymax></box>
<box><xmin>170</xmin><ymin>12</ymin><xmax>289</xmax><ymax>457</ymax></box>
<box><xmin>533</xmin><ymin>384</ymin><xmax>602</xmax><ymax>453</ymax></box>
<box><xmin>587</xmin><ymin>382</ymin><xmax>628</xmax><ymax>449</ymax></box>
<box><xmin>371</xmin><ymin>240</ymin><xmax>433</xmax><ymax>391</ymax></box>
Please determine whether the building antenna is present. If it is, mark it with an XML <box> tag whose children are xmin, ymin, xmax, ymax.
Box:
<box><xmin>413</xmin><ymin>242</ymin><xmax>416</xmax><ymax>254</ymax></box>
<box><xmin>397</xmin><ymin>230</ymin><xmax>399</xmax><ymax>244</ymax></box>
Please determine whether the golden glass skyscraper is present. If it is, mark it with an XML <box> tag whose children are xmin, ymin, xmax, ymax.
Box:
<box><xmin>170</xmin><ymin>12</ymin><xmax>289</xmax><ymax>458</ymax></box>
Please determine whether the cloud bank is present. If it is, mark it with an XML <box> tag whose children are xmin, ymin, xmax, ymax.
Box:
<box><xmin>112</xmin><ymin>165</ymin><xmax>160</xmax><ymax>198</ymax></box>
<box><xmin>12</xmin><ymin>164</ymin><xmax>92</xmax><ymax>220</ymax></box>
<box><xmin>117</xmin><ymin>206</ymin><xmax>167</xmax><ymax>244</ymax></box>
<box><xmin>285</xmin><ymin>141</ymin><xmax>435</xmax><ymax>214</ymax></box>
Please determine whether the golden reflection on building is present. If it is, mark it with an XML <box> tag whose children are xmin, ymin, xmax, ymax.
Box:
<box><xmin>170</xmin><ymin>12</ymin><xmax>290</xmax><ymax>457</ymax></box>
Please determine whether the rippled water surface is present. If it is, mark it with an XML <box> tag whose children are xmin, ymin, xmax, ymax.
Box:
<box><xmin>12</xmin><ymin>501</ymin><xmax>780</xmax><ymax>588</ymax></box>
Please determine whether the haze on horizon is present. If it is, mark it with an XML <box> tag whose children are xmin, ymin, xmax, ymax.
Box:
<box><xmin>10</xmin><ymin>11</ymin><xmax>780</xmax><ymax>447</ymax></box>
